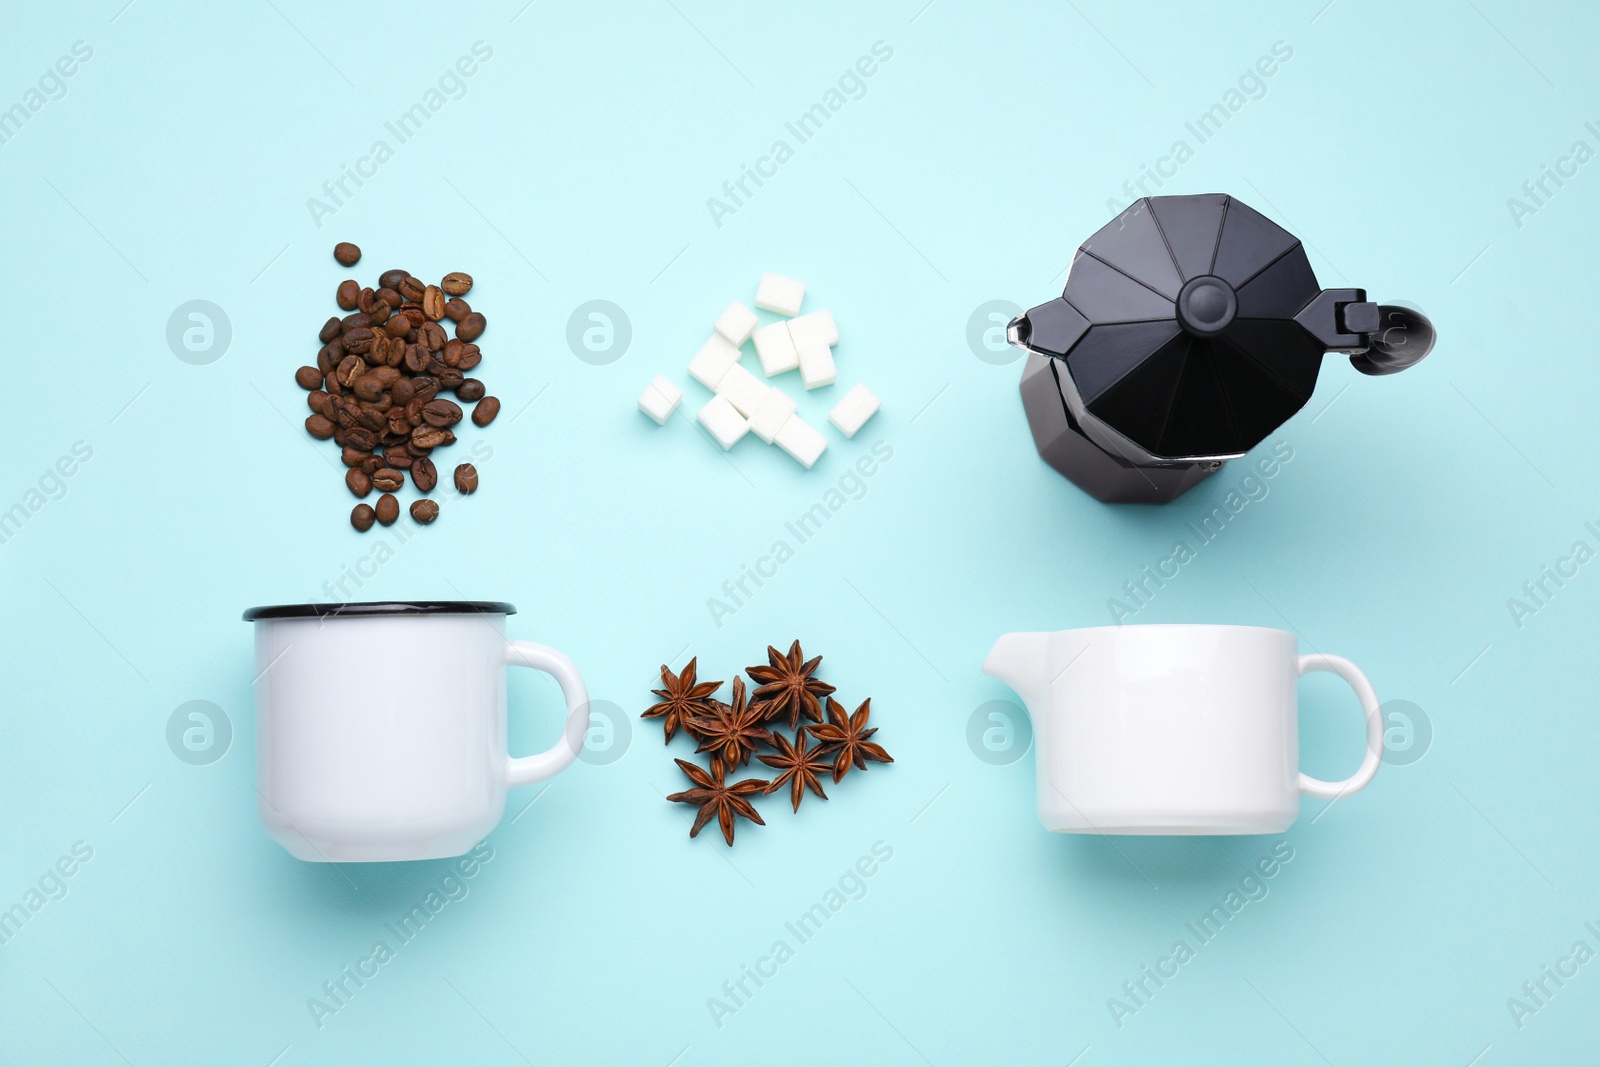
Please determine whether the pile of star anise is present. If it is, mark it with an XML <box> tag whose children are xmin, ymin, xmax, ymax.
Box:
<box><xmin>643</xmin><ymin>641</ymin><xmax>892</xmax><ymax>846</ymax></box>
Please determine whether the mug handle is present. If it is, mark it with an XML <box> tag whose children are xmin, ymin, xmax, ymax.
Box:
<box><xmin>1295</xmin><ymin>653</ymin><xmax>1384</xmax><ymax>799</ymax></box>
<box><xmin>503</xmin><ymin>640</ymin><xmax>592</xmax><ymax>787</ymax></box>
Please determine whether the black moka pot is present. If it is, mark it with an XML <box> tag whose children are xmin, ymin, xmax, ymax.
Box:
<box><xmin>1007</xmin><ymin>194</ymin><xmax>1436</xmax><ymax>503</ymax></box>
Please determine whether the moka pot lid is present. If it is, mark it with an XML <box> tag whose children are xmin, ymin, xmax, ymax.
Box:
<box><xmin>1010</xmin><ymin>194</ymin><xmax>1336</xmax><ymax>463</ymax></box>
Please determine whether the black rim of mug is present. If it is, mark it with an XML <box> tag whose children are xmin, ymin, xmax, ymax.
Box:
<box><xmin>241</xmin><ymin>601</ymin><xmax>516</xmax><ymax>621</ymax></box>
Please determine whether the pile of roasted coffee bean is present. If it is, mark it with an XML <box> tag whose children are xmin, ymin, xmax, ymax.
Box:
<box><xmin>299</xmin><ymin>243</ymin><xmax>497</xmax><ymax>531</ymax></box>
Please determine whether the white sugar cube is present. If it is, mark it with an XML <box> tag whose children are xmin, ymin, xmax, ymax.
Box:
<box><xmin>696</xmin><ymin>395</ymin><xmax>749</xmax><ymax>450</ymax></box>
<box><xmin>755</xmin><ymin>273</ymin><xmax>805</xmax><ymax>316</ymax></box>
<box><xmin>688</xmin><ymin>334</ymin><xmax>742</xmax><ymax>389</ymax></box>
<box><xmin>798</xmin><ymin>344</ymin><xmax>836</xmax><ymax>389</ymax></box>
<box><xmin>715</xmin><ymin>362</ymin><xmax>767</xmax><ymax>417</ymax></box>
<box><xmin>752</xmin><ymin>321</ymin><xmax>799</xmax><ymax>376</ymax></box>
<box><xmin>828</xmin><ymin>384</ymin><xmax>880</xmax><ymax>438</ymax></box>
<box><xmin>774</xmin><ymin>415</ymin><xmax>827</xmax><ymax>469</ymax></box>
<box><xmin>637</xmin><ymin>375</ymin><xmax>683</xmax><ymax>425</ymax></box>
<box><xmin>714</xmin><ymin>301</ymin><xmax>760</xmax><ymax>346</ymax></box>
<box><xmin>747</xmin><ymin>387</ymin><xmax>798</xmax><ymax>443</ymax></box>
<box><xmin>787</xmin><ymin>310</ymin><xmax>838</xmax><ymax>349</ymax></box>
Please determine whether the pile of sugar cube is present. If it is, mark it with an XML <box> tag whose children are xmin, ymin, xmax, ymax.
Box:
<box><xmin>637</xmin><ymin>273</ymin><xmax>880</xmax><ymax>470</ymax></box>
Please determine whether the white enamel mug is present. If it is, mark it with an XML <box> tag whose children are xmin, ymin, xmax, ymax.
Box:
<box><xmin>244</xmin><ymin>601</ymin><xmax>590</xmax><ymax>862</ymax></box>
<box><xmin>983</xmin><ymin>624</ymin><xmax>1383</xmax><ymax>835</ymax></box>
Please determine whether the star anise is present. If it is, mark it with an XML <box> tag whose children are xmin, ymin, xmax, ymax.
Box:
<box><xmin>691</xmin><ymin>676</ymin><xmax>775</xmax><ymax>777</ymax></box>
<box><xmin>642</xmin><ymin>658</ymin><xmax>722</xmax><ymax>743</ymax></box>
<box><xmin>807</xmin><ymin>697</ymin><xmax>893</xmax><ymax>782</ymax></box>
<box><xmin>758</xmin><ymin>729</ymin><xmax>832</xmax><ymax>812</ymax></box>
<box><xmin>747</xmin><ymin>640</ymin><xmax>837</xmax><ymax>731</ymax></box>
<box><xmin>665</xmin><ymin>757</ymin><xmax>768</xmax><ymax>846</ymax></box>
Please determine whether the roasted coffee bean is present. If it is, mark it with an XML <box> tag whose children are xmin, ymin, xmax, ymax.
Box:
<box><xmin>351</xmin><ymin>374</ymin><xmax>384</xmax><ymax>402</ymax></box>
<box><xmin>351</xmin><ymin>503</ymin><xmax>376</xmax><ymax>531</ymax></box>
<box><xmin>472</xmin><ymin>396</ymin><xmax>500</xmax><ymax>426</ymax></box>
<box><xmin>405</xmin><ymin>439</ymin><xmax>432</xmax><ymax>458</ymax></box>
<box><xmin>398</xmin><ymin>275</ymin><xmax>425</xmax><ymax>301</ymax></box>
<box><xmin>454</xmin><ymin>463</ymin><xmax>478</xmax><ymax>494</ymax></box>
<box><xmin>319</xmin><ymin>316</ymin><xmax>341</xmax><ymax>343</ymax></box>
<box><xmin>456</xmin><ymin>344</ymin><xmax>482</xmax><ymax>370</ymax></box>
<box><xmin>441</xmin><ymin>272</ymin><xmax>473</xmax><ymax>296</ymax></box>
<box><xmin>373</xmin><ymin>365</ymin><xmax>401</xmax><ymax>387</ymax></box>
<box><xmin>411</xmin><ymin>375</ymin><xmax>438</xmax><ymax>398</ymax></box>
<box><xmin>336</xmin><ymin>279</ymin><xmax>360</xmax><ymax>310</ymax></box>
<box><xmin>436</xmin><ymin>368</ymin><xmax>464</xmax><ymax>389</ymax></box>
<box><xmin>375</xmin><ymin>493</ymin><xmax>399</xmax><ymax>526</ymax></box>
<box><xmin>457</xmin><ymin>312</ymin><xmax>486</xmax><ymax>342</ymax></box>
<box><xmin>443</xmin><ymin>298</ymin><xmax>470</xmax><ymax>323</ymax></box>
<box><xmin>442</xmin><ymin>339</ymin><xmax>463</xmax><ymax>365</ymax></box>
<box><xmin>412</xmin><ymin>425</ymin><xmax>448</xmax><ymax>448</ymax></box>
<box><xmin>308</xmin><ymin>390</ymin><xmax>333</xmax><ymax>416</ymax></box>
<box><xmin>295</xmin><ymin>366</ymin><xmax>324</xmax><ymax>390</ymax></box>
<box><xmin>340</xmin><ymin>445</ymin><xmax>369</xmax><ymax>467</ymax></box>
<box><xmin>376</xmin><ymin>285</ymin><xmax>402</xmax><ymax>307</ymax></box>
<box><xmin>399</xmin><ymin>304</ymin><xmax>426</xmax><ymax>328</ymax></box>
<box><xmin>455</xmin><ymin>378</ymin><xmax>485</xmax><ymax>402</ymax></box>
<box><xmin>403</xmin><ymin>343</ymin><xmax>429</xmax><ymax>373</ymax></box>
<box><xmin>343</xmin><ymin>327</ymin><xmax>376</xmax><ymax>354</ymax></box>
<box><xmin>421</xmin><ymin>398</ymin><xmax>463</xmax><ymax>427</ymax></box>
<box><xmin>345</xmin><ymin>467</ymin><xmax>373</xmax><ymax>497</ymax></box>
<box><xmin>422</xmin><ymin>285</ymin><xmax>445</xmax><ymax>320</ymax></box>
<box><xmin>371</xmin><ymin>468</ymin><xmax>404</xmax><ymax>492</ymax></box>
<box><xmin>410</xmin><ymin>499</ymin><xmax>440</xmax><ymax>524</ymax></box>
<box><xmin>357</xmin><ymin>288</ymin><xmax>381</xmax><ymax>316</ymax></box>
<box><xmin>418</xmin><ymin>321</ymin><xmax>446</xmax><ymax>351</ymax></box>
<box><xmin>335</xmin><ymin>355</ymin><xmax>364</xmax><ymax>385</ymax></box>
<box><xmin>411</xmin><ymin>456</ymin><xmax>438</xmax><ymax>492</ymax></box>
<box><xmin>387</xmin><ymin>415</ymin><xmax>411</xmax><ymax>438</ymax></box>
<box><xmin>379</xmin><ymin>269</ymin><xmax>409</xmax><ymax>291</ymax></box>
<box><xmin>334</xmin><ymin>242</ymin><xmax>362</xmax><ymax>267</ymax></box>
<box><xmin>380</xmin><ymin>315</ymin><xmax>408</xmax><ymax>341</ymax></box>
<box><xmin>306</xmin><ymin>413</ymin><xmax>336</xmax><ymax>439</ymax></box>
<box><xmin>317</xmin><ymin>343</ymin><xmax>341</xmax><ymax>373</ymax></box>
<box><xmin>346</xmin><ymin>426</ymin><xmax>378</xmax><ymax>451</ymax></box>
<box><xmin>390</xmin><ymin>378</ymin><xmax>416</xmax><ymax>405</ymax></box>
<box><xmin>383</xmin><ymin>445</ymin><xmax>413</xmax><ymax>469</ymax></box>
<box><xmin>341</xmin><ymin>311</ymin><xmax>371</xmax><ymax>332</ymax></box>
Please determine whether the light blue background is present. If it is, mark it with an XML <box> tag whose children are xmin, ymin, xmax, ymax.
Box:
<box><xmin>1</xmin><ymin>0</ymin><xmax>1596</xmax><ymax>1063</ymax></box>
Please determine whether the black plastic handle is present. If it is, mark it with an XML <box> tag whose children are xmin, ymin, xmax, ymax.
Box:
<box><xmin>1349</xmin><ymin>305</ymin><xmax>1436</xmax><ymax>376</ymax></box>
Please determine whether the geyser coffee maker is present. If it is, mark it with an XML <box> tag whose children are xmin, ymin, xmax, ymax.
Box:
<box><xmin>1007</xmin><ymin>193</ymin><xmax>1435</xmax><ymax>503</ymax></box>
